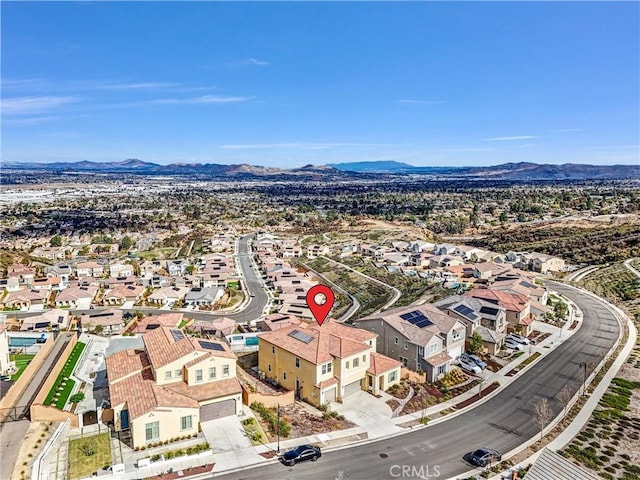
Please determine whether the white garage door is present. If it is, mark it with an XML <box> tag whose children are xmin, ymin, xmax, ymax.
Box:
<box><xmin>343</xmin><ymin>380</ymin><xmax>361</xmax><ymax>397</ymax></box>
<box><xmin>449</xmin><ymin>346</ymin><xmax>463</xmax><ymax>360</ymax></box>
<box><xmin>324</xmin><ymin>388</ymin><xmax>336</xmax><ymax>404</ymax></box>
<box><xmin>200</xmin><ymin>399</ymin><xmax>236</xmax><ymax>421</ymax></box>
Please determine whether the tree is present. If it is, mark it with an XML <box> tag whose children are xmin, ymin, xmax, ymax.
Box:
<box><xmin>70</xmin><ymin>392</ymin><xmax>85</xmax><ymax>403</ymax></box>
<box><xmin>50</xmin><ymin>234</ymin><xmax>62</xmax><ymax>247</ymax></box>
<box><xmin>468</xmin><ymin>331</ymin><xmax>484</xmax><ymax>354</ymax></box>
<box><xmin>557</xmin><ymin>385</ymin><xmax>572</xmax><ymax>416</ymax></box>
<box><xmin>119</xmin><ymin>235</ymin><xmax>134</xmax><ymax>251</ymax></box>
<box><xmin>532</xmin><ymin>398</ymin><xmax>554</xmax><ymax>439</ymax></box>
<box><xmin>93</xmin><ymin>324</ymin><xmax>104</xmax><ymax>335</ymax></box>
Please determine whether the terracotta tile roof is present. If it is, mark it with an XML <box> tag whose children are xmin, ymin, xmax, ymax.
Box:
<box><xmin>80</xmin><ymin>309</ymin><xmax>123</xmax><ymax>326</ymax></box>
<box><xmin>4</xmin><ymin>289</ymin><xmax>48</xmax><ymax>302</ymax></box>
<box><xmin>109</xmin><ymin>371</ymin><xmax>198</xmax><ymax>419</ymax></box>
<box><xmin>258</xmin><ymin>319</ymin><xmax>372</xmax><ymax>365</ymax></box>
<box><xmin>105</xmin><ymin>348</ymin><xmax>150</xmax><ymax>382</ymax></box>
<box><xmin>367</xmin><ymin>352</ymin><xmax>402</xmax><ymax>375</ymax></box>
<box><xmin>257</xmin><ymin>314</ymin><xmax>302</xmax><ymax>332</ymax></box>
<box><xmin>164</xmin><ymin>377</ymin><xmax>242</xmax><ymax>402</ymax></box>
<box><xmin>315</xmin><ymin>377</ymin><xmax>338</xmax><ymax>389</ymax></box>
<box><xmin>104</xmin><ymin>285</ymin><xmax>144</xmax><ymax>300</ymax></box>
<box><xmin>56</xmin><ymin>285</ymin><xmax>98</xmax><ymax>302</ymax></box>
<box><xmin>425</xmin><ymin>352</ymin><xmax>453</xmax><ymax>367</ymax></box>
<box><xmin>143</xmin><ymin>326</ymin><xmax>236</xmax><ymax>369</ymax></box>
<box><xmin>134</xmin><ymin>313</ymin><xmax>184</xmax><ymax>333</ymax></box>
<box><xmin>464</xmin><ymin>288</ymin><xmax>529</xmax><ymax>313</ymax></box>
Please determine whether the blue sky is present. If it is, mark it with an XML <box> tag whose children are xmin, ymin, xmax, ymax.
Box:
<box><xmin>2</xmin><ymin>2</ymin><xmax>639</xmax><ymax>167</ymax></box>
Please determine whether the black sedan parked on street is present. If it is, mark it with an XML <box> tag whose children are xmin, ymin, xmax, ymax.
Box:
<box><xmin>466</xmin><ymin>448</ymin><xmax>502</xmax><ymax>467</ymax></box>
<box><xmin>280</xmin><ymin>445</ymin><xmax>322</xmax><ymax>466</ymax></box>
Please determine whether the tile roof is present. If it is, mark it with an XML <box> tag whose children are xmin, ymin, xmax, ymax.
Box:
<box><xmin>109</xmin><ymin>371</ymin><xmax>198</xmax><ymax>419</ymax></box>
<box><xmin>80</xmin><ymin>309</ymin><xmax>123</xmax><ymax>326</ymax></box>
<box><xmin>56</xmin><ymin>285</ymin><xmax>98</xmax><ymax>302</ymax></box>
<box><xmin>367</xmin><ymin>352</ymin><xmax>402</xmax><ymax>375</ymax></box>
<box><xmin>464</xmin><ymin>288</ymin><xmax>529</xmax><ymax>312</ymax></box>
<box><xmin>105</xmin><ymin>348</ymin><xmax>151</xmax><ymax>383</ymax></box>
<box><xmin>143</xmin><ymin>326</ymin><xmax>236</xmax><ymax>369</ymax></box>
<box><xmin>134</xmin><ymin>313</ymin><xmax>184</xmax><ymax>333</ymax></box>
<box><xmin>164</xmin><ymin>377</ymin><xmax>242</xmax><ymax>402</ymax></box>
<box><xmin>315</xmin><ymin>377</ymin><xmax>339</xmax><ymax>389</ymax></box>
<box><xmin>104</xmin><ymin>285</ymin><xmax>144</xmax><ymax>300</ymax></box>
<box><xmin>258</xmin><ymin>319</ymin><xmax>374</xmax><ymax>365</ymax></box>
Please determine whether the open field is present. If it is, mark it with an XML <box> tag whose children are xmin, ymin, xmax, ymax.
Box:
<box><xmin>68</xmin><ymin>433</ymin><xmax>112</xmax><ymax>479</ymax></box>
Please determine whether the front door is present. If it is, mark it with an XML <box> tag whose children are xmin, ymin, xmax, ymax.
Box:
<box><xmin>295</xmin><ymin>379</ymin><xmax>301</xmax><ymax>399</ymax></box>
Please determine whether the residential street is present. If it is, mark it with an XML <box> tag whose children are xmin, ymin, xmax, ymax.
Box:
<box><xmin>213</xmin><ymin>282</ymin><xmax>621</xmax><ymax>480</ymax></box>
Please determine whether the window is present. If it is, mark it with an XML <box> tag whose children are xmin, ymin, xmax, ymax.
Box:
<box><xmin>352</xmin><ymin>357</ymin><xmax>359</xmax><ymax>368</ymax></box>
<box><xmin>209</xmin><ymin>367</ymin><xmax>216</xmax><ymax>379</ymax></box>
<box><xmin>295</xmin><ymin>357</ymin><xmax>300</xmax><ymax>368</ymax></box>
<box><xmin>418</xmin><ymin>346</ymin><xmax>424</xmax><ymax>356</ymax></box>
<box><xmin>403</xmin><ymin>340</ymin><xmax>409</xmax><ymax>350</ymax></box>
<box><xmin>388</xmin><ymin>370</ymin><xmax>397</xmax><ymax>382</ymax></box>
<box><xmin>272</xmin><ymin>346</ymin><xmax>275</xmax><ymax>354</ymax></box>
<box><xmin>195</xmin><ymin>369</ymin><xmax>203</xmax><ymax>382</ymax></box>
<box><xmin>268</xmin><ymin>363</ymin><xmax>272</xmax><ymax>372</ymax></box>
<box><xmin>223</xmin><ymin>365</ymin><xmax>230</xmax><ymax>377</ymax></box>
<box><xmin>345</xmin><ymin>361</ymin><xmax>350</xmax><ymax>369</ymax></box>
<box><xmin>429</xmin><ymin>342</ymin><xmax>438</xmax><ymax>354</ymax></box>
<box><xmin>399</xmin><ymin>356</ymin><xmax>408</xmax><ymax>367</ymax></box>
<box><xmin>321</xmin><ymin>362</ymin><xmax>332</xmax><ymax>375</ymax></box>
<box><xmin>438</xmin><ymin>365</ymin><xmax>447</xmax><ymax>375</ymax></box>
<box><xmin>174</xmin><ymin>369</ymin><xmax>181</xmax><ymax>378</ymax></box>
<box><xmin>394</xmin><ymin>337</ymin><xmax>399</xmax><ymax>345</ymax></box>
<box><xmin>362</xmin><ymin>355</ymin><xmax>366</xmax><ymax>363</ymax></box>
<box><xmin>453</xmin><ymin>330</ymin><xmax>462</xmax><ymax>341</ymax></box>
<box><xmin>145</xmin><ymin>421</ymin><xmax>159</xmax><ymax>442</ymax></box>
<box><xmin>164</xmin><ymin>371</ymin><xmax>172</xmax><ymax>380</ymax></box>
<box><xmin>180</xmin><ymin>415</ymin><xmax>192</xmax><ymax>431</ymax></box>
<box><xmin>283</xmin><ymin>372</ymin><xmax>287</xmax><ymax>380</ymax></box>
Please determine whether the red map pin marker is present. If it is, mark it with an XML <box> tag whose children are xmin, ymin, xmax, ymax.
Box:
<box><xmin>306</xmin><ymin>285</ymin><xmax>335</xmax><ymax>326</ymax></box>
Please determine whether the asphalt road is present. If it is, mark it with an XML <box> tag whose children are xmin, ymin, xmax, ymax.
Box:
<box><xmin>8</xmin><ymin>234</ymin><xmax>270</xmax><ymax>324</ymax></box>
<box><xmin>215</xmin><ymin>282</ymin><xmax>621</xmax><ymax>480</ymax></box>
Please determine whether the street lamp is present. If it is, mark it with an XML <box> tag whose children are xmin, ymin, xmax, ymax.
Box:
<box><xmin>276</xmin><ymin>403</ymin><xmax>281</xmax><ymax>454</ymax></box>
<box><xmin>579</xmin><ymin>362</ymin><xmax>587</xmax><ymax>397</ymax></box>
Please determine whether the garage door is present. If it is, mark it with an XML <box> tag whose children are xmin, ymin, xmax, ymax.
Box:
<box><xmin>343</xmin><ymin>380</ymin><xmax>361</xmax><ymax>397</ymax></box>
<box><xmin>200</xmin><ymin>399</ymin><xmax>236</xmax><ymax>421</ymax></box>
<box><xmin>448</xmin><ymin>346</ymin><xmax>462</xmax><ymax>360</ymax></box>
<box><xmin>324</xmin><ymin>388</ymin><xmax>336</xmax><ymax>404</ymax></box>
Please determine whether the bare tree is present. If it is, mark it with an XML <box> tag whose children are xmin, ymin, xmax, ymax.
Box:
<box><xmin>532</xmin><ymin>398</ymin><xmax>554</xmax><ymax>440</ymax></box>
<box><xmin>557</xmin><ymin>385</ymin><xmax>573</xmax><ymax>416</ymax></box>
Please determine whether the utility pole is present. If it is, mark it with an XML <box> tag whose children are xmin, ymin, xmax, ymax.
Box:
<box><xmin>277</xmin><ymin>403</ymin><xmax>281</xmax><ymax>454</ymax></box>
<box><xmin>579</xmin><ymin>362</ymin><xmax>587</xmax><ymax>397</ymax></box>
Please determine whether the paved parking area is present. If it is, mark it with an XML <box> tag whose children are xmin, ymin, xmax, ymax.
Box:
<box><xmin>201</xmin><ymin>416</ymin><xmax>253</xmax><ymax>453</ymax></box>
<box><xmin>330</xmin><ymin>391</ymin><xmax>402</xmax><ymax>438</ymax></box>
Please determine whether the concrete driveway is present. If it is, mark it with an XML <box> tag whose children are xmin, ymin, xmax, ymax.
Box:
<box><xmin>330</xmin><ymin>391</ymin><xmax>401</xmax><ymax>438</ymax></box>
<box><xmin>201</xmin><ymin>416</ymin><xmax>253</xmax><ymax>453</ymax></box>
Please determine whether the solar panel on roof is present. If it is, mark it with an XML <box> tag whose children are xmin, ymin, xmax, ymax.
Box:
<box><xmin>170</xmin><ymin>329</ymin><xmax>185</xmax><ymax>341</ymax></box>
<box><xmin>480</xmin><ymin>306</ymin><xmax>499</xmax><ymax>316</ymax></box>
<box><xmin>400</xmin><ymin>311</ymin><xmax>434</xmax><ymax>328</ymax></box>
<box><xmin>521</xmin><ymin>281</ymin><xmax>537</xmax><ymax>289</ymax></box>
<box><xmin>453</xmin><ymin>304</ymin><xmax>478</xmax><ymax>321</ymax></box>
<box><xmin>288</xmin><ymin>329</ymin><xmax>314</xmax><ymax>344</ymax></box>
<box><xmin>199</xmin><ymin>341</ymin><xmax>225</xmax><ymax>351</ymax></box>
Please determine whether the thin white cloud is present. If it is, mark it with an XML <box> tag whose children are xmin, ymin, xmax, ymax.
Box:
<box><xmin>154</xmin><ymin>95</ymin><xmax>253</xmax><ymax>105</ymax></box>
<box><xmin>549</xmin><ymin>128</ymin><xmax>583</xmax><ymax>133</ymax></box>
<box><xmin>98</xmin><ymin>82</ymin><xmax>179</xmax><ymax>90</ymax></box>
<box><xmin>227</xmin><ymin>58</ymin><xmax>270</xmax><ymax>67</ymax></box>
<box><xmin>2</xmin><ymin>96</ymin><xmax>79</xmax><ymax>115</ymax></box>
<box><xmin>2</xmin><ymin>116</ymin><xmax>60</xmax><ymax>126</ymax></box>
<box><xmin>483</xmin><ymin>135</ymin><xmax>538</xmax><ymax>141</ymax></box>
<box><xmin>396</xmin><ymin>99</ymin><xmax>446</xmax><ymax>105</ymax></box>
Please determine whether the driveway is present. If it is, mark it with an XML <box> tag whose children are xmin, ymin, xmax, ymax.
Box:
<box><xmin>201</xmin><ymin>416</ymin><xmax>253</xmax><ymax>453</ymax></box>
<box><xmin>330</xmin><ymin>391</ymin><xmax>401</xmax><ymax>438</ymax></box>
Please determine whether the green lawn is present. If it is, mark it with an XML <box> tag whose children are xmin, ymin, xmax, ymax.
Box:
<box><xmin>44</xmin><ymin>341</ymin><xmax>86</xmax><ymax>409</ymax></box>
<box><xmin>9</xmin><ymin>354</ymin><xmax>35</xmax><ymax>381</ymax></box>
<box><xmin>68</xmin><ymin>433</ymin><xmax>112</xmax><ymax>479</ymax></box>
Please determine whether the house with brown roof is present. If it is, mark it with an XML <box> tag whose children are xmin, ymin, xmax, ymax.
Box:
<box><xmin>80</xmin><ymin>309</ymin><xmax>125</xmax><ymax>335</ymax></box>
<box><xmin>2</xmin><ymin>289</ymin><xmax>49</xmax><ymax>310</ymax></box>
<box><xmin>356</xmin><ymin>304</ymin><xmax>467</xmax><ymax>382</ymax></box>
<box><xmin>55</xmin><ymin>285</ymin><xmax>98</xmax><ymax>308</ymax></box>
<box><xmin>134</xmin><ymin>313</ymin><xmax>184</xmax><ymax>334</ymax></box>
<box><xmin>464</xmin><ymin>288</ymin><xmax>535</xmax><ymax>336</ymax></box>
<box><xmin>258</xmin><ymin>319</ymin><xmax>400</xmax><ymax>406</ymax></box>
<box><xmin>103</xmin><ymin>285</ymin><xmax>145</xmax><ymax>306</ymax></box>
<box><xmin>76</xmin><ymin>261</ymin><xmax>105</xmax><ymax>278</ymax></box>
<box><xmin>106</xmin><ymin>326</ymin><xmax>242</xmax><ymax>448</ymax></box>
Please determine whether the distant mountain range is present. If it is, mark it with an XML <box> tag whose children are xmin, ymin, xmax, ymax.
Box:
<box><xmin>4</xmin><ymin>159</ymin><xmax>639</xmax><ymax>180</ymax></box>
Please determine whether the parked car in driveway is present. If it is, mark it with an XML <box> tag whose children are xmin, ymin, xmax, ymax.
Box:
<box><xmin>460</xmin><ymin>353</ymin><xmax>487</xmax><ymax>370</ymax></box>
<box><xmin>504</xmin><ymin>338</ymin><xmax>524</xmax><ymax>350</ymax></box>
<box><xmin>467</xmin><ymin>448</ymin><xmax>502</xmax><ymax>467</ymax></box>
<box><xmin>507</xmin><ymin>333</ymin><xmax>530</xmax><ymax>345</ymax></box>
<box><xmin>280</xmin><ymin>445</ymin><xmax>322</xmax><ymax>466</ymax></box>
<box><xmin>457</xmin><ymin>357</ymin><xmax>482</xmax><ymax>374</ymax></box>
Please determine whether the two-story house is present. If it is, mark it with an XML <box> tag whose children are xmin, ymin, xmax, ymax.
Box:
<box><xmin>356</xmin><ymin>304</ymin><xmax>466</xmax><ymax>382</ymax></box>
<box><xmin>109</xmin><ymin>263</ymin><xmax>134</xmax><ymax>278</ymax></box>
<box><xmin>76</xmin><ymin>261</ymin><xmax>105</xmax><ymax>278</ymax></box>
<box><xmin>258</xmin><ymin>320</ymin><xmax>400</xmax><ymax>405</ymax></box>
<box><xmin>106</xmin><ymin>326</ymin><xmax>242</xmax><ymax>448</ymax></box>
<box><xmin>464</xmin><ymin>288</ymin><xmax>534</xmax><ymax>336</ymax></box>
